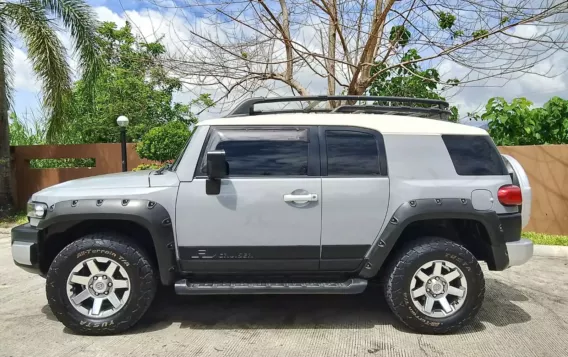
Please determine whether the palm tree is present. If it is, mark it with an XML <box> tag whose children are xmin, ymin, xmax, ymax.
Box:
<box><xmin>0</xmin><ymin>0</ymin><xmax>101</xmax><ymax>215</ymax></box>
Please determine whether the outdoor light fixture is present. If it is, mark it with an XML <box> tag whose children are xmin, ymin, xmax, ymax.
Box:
<box><xmin>116</xmin><ymin>116</ymin><xmax>129</xmax><ymax>171</ymax></box>
<box><xmin>117</xmin><ymin>115</ymin><xmax>129</xmax><ymax>127</ymax></box>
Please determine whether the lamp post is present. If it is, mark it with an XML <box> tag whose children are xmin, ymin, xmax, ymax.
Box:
<box><xmin>116</xmin><ymin>116</ymin><xmax>129</xmax><ymax>172</ymax></box>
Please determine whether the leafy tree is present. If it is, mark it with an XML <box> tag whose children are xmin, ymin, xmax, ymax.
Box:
<box><xmin>65</xmin><ymin>22</ymin><xmax>213</xmax><ymax>144</ymax></box>
<box><xmin>481</xmin><ymin>96</ymin><xmax>568</xmax><ymax>145</ymax></box>
<box><xmin>389</xmin><ymin>26</ymin><xmax>411</xmax><ymax>47</ymax></box>
<box><xmin>437</xmin><ymin>12</ymin><xmax>456</xmax><ymax>30</ymax></box>
<box><xmin>0</xmin><ymin>0</ymin><xmax>101</xmax><ymax>214</ymax></box>
<box><xmin>9</xmin><ymin>112</ymin><xmax>45</xmax><ymax>146</ymax></box>
<box><xmin>472</xmin><ymin>29</ymin><xmax>490</xmax><ymax>39</ymax></box>
<box><xmin>136</xmin><ymin>121</ymin><xmax>190</xmax><ymax>162</ymax></box>
<box><xmin>9</xmin><ymin>112</ymin><xmax>93</xmax><ymax>168</ymax></box>
<box><xmin>369</xmin><ymin>47</ymin><xmax>459</xmax><ymax>122</ymax></box>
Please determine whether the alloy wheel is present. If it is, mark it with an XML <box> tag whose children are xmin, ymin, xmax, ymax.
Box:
<box><xmin>409</xmin><ymin>260</ymin><xmax>468</xmax><ymax>318</ymax></box>
<box><xmin>66</xmin><ymin>257</ymin><xmax>131</xmax><ymax>318</ymax></box>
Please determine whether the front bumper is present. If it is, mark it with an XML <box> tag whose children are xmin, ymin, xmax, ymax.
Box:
<box><xmin>11</xmin><ymin>224</ymin><xmax>41</xmax><ymax>273</ymax></box>
<box><xmin>506</xmin><ymin>238</ymin><xmax>533</xmax><ymax>267</ymax></box>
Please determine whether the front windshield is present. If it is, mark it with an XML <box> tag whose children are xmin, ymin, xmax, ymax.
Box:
<box><xmin>171</xmin><ymin>126</ymin><xmax>204</xmax><ymax>171</ymax></box>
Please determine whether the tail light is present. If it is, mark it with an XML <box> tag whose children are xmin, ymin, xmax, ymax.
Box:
<box><xmin>498</xmin><ymin>185</ymin><xmax>522</xmax><ymax>206</ymax></box>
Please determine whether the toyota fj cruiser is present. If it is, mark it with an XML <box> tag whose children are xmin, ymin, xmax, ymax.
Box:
<box><xmin>11</xmin><ymin>96</ymin><xmax>533</xmax><ymax>335</ymax></box>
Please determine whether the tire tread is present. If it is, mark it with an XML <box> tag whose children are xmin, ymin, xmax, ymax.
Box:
<box><xmin>384</xmin><ymin>236</ymin><xmax>485</xmax><ymax>334</ymax></box>
<box><xmin>46</xmin><ymin>232</ymin><xmax>157</xmax><ymax>335</ymax></box>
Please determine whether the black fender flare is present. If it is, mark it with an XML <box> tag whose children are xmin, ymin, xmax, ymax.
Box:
<box><xmin>359</xmin><ymin>198</ymin><xmax>509</xmax><ymax>278</ymax></box>
<box><xmin>37</xmin><ymin>199</ymin><xmax>176</xmax><ymax>285</ymax></box>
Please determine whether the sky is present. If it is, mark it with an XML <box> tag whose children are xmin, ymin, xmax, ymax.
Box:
<box><xmin>10</xmin><ymin>0</ymin><xmax>568</xmax><ymax>126</ymax></box>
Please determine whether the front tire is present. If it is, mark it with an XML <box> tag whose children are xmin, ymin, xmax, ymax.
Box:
<box><xmin>383</xmin><ymin>237</ymin><xmax>485</xmax><ymax>334</ymax></box>
<box><xmin>46</xmin><ymin>233</ymin><xmax>157</xmax><ymax>335</ymax></box>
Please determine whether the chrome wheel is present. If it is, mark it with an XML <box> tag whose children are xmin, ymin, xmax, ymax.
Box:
<box><xmin>410</xmin><ymin>260</ymin><xmax>467</xmax><ymax>318</ymax></box>
<box><xmin>66</xmin><ymin>257</ymin><xmax>131</xmax><ymax>318</ymax></box>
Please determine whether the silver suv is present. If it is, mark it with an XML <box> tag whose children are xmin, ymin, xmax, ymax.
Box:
<box><xmin>11</xmin><ymin>96</ymin><xmax>533</xmax><ymax>335</ymax></box>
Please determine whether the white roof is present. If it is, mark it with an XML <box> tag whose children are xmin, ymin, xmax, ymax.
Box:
<box><xmin>198</xmin><ymin>113</ymin><xmax>488</xmax><ymax>136</ymax></box>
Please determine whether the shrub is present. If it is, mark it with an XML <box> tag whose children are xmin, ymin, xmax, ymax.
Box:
<box><xmin>132</xmin><ymin>163</ymin><xmax>162</xmax><ymax>171</ymax></box>
<box><xmin>136</xmin><ymin>121</ymin><xmax>191</xmax><ymax>162</ymax></box>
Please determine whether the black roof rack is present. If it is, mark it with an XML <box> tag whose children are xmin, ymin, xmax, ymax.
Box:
<box><xmin>226</xmin><ymin>95</ymin><xmax>451</xmax><ymax>120</ymax></box>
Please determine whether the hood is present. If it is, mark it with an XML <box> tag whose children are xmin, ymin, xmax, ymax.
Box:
<box><xmin>30</xmin><ymin>170</ymin><xmax>181</xmax><ymax>208</ymax></box>
<box><xmin>28</xmin><ymin>169</ymin><xmax>181</xmax><ymax>227</ymax></box>
<box><xmin>38</xmin><ymin>170</ymin><xmax>151</xmax><ymax>193</ymax></box>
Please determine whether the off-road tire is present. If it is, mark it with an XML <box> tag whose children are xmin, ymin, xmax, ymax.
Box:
<box><xmin>46</xmin><ymin>232</ymin><xmax>157</xmax><ymax>335</ymax></box>
<box><xmin>384</xmin><ymin>236</ymin><xmax>485</xmax><ymax>334</ymax></box>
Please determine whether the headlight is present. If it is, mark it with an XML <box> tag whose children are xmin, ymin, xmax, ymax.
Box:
<box><xmin>27</xmin><ymin>202</ymin><xmax>48</xmax><ymax>218</ymax></box>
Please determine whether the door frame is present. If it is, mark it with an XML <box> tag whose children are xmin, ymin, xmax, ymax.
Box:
<box><xmin>193</xmin><ymin>125</ymin><xmax>321</xmax><ymax>179</ymax></box>
<box><xmin>318</xmin><ymin>125</ymin><xmax>388</xmax><ymax>177</ymax></box>
<box><xmin>177</xmin><ymin>125</ymin><xmax>323</xmax><ymax>274</ymax></box>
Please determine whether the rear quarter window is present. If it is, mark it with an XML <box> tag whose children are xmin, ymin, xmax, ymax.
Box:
<box><xmin>442</xmin><ymin>135</ymin><xmax>508</xmax><ymax>176</ymax></box>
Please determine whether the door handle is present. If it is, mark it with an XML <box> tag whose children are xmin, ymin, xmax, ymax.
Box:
<box><xmin>283</xmin><ymin>193</ymin><xmax>318</xmax><ymax>202</ymax></box>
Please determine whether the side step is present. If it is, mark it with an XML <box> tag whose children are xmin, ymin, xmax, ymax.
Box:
<box><xmin>174</xmin><ymin>278</ymin><xmax>368</xmax><ymax>295</ymax></box>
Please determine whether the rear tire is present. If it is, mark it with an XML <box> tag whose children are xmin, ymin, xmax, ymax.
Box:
<box><xmin>383</xmin><ymin>237</ymin><xmax>485</xmax><ymax>334</ymax></box>
<box><xmin>46</xmin><ymin>232</ymin><xmax>157</xmax><ymax>335</ymax></box>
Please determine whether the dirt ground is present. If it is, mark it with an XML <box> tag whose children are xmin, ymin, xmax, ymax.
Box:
<box><xmin>1</xmin><ymin>232</ymin><xmax>567</xmax><ymax>357</ymax></box>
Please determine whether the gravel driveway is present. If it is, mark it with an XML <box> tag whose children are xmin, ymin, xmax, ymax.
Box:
<box><xmin>1</xmin><ymin>232</ymin><xmax>567</xmax><ymax>357</ymax></box>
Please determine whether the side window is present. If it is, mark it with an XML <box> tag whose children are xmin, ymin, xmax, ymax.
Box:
<box><xmin>326</xmin><ymin>130</ymin><xmax>381</xmax><ymax>176</ymax></box>
<box><xmin>442</xmin><ymin>135</ymin><xmax>508</xmax><ymax>176</ymax></box>
<box><xmin>199</xmin><ymin>128</ymin><xmax>310</xmax><ymax>176</ymax></box>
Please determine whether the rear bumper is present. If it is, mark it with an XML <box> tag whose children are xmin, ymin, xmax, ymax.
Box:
<box><xmin>498</xmin><ymin>213</ymin><xmax>523</xmax><ymax>242</ymax></box>
<box><xmin>506</xmin><ymin>238</ymin><xmax>533</xmax><ymax>267</ymax></box>
<box><xmin>11</xmin><ymin>224</ymin><xmax>41</xmax><ymax>273</ymax></box>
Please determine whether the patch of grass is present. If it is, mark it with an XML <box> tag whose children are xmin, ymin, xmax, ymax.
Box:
<box><xmin>523</xmin><ymin>232</ymin><xmax>568</xmax><ymax>246</ymax></box>
<box><xmin>0</xmin><ymin>211</ymin><xmax>28</xmax><ymax>229</ymax></box>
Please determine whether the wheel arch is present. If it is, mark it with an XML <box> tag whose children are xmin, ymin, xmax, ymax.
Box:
<box><xmin>37</xmin><ymin>199</ymin><xmax>176</xmax><ymax>285</ymax></box>
<box><xmin>360</xmin><ymin>198</ymin><xmax>509</xmax><ymax>278</ymax></box>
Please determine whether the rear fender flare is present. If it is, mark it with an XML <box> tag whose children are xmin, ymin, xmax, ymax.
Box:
<box><xmin>359</xmin><ymin>198</ymin><xmax>509</xmax><ymax>278</ymax></box>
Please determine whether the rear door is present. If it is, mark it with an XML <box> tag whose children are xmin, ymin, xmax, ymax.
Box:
<box><xmin>319</xmin><ymin>126</ymin><xmax>390</xmax><ymax>271</ymax></box>
<box><xmin>176</xmin><ymin>126</ymin><xmax>322</xmax><ymax>272</ymax></box>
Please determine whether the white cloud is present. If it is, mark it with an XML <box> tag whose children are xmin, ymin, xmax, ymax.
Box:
<box><xmin>12</xmin><ymin>48</ymin><xmax>40</xmax><ymax>93</ymax></box>
<box><xmin>11</xmin><ymin>2</ymin><xmax>568</xmax><ymax>122</ymax></box>
<box><xmin>94</xmin><ymin>6</ymin><xmax>194</xmax><ymax>55</ymax></box>
<box><xmin>439</xmin><ymin>47</ymin><xmax>568</xmax><ymax>117</ymax></box>
<box><xmin>94</xmin><ymin>6</ymin><xmax>126</xmax><ymax>27</ymax></box>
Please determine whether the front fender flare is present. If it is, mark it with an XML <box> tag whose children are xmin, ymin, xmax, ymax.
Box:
<box><xmin>37</xmin><ymin>199</ymin><xmax>176</xmax><ymax>285</ymax></box>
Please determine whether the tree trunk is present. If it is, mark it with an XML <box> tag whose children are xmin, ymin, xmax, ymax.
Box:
<box><xmin>0</xmin><ymin>44</ymin><xmax>13</xmax><ymax>217</ymax></box>
<box><xmin>348</xmin><ymin>0</ymin><xmax>393</xmax><ymax>96</ymax></box>
<box><xmin>326</xmin><ymin>0</ymin><xmax>337</xmax><ymax>107</ymax></box>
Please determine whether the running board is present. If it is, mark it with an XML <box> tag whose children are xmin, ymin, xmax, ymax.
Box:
<box><xmin>174</xmin><ymin>278</ymin><xmax>368</xmax><ymax>295</ymax></box>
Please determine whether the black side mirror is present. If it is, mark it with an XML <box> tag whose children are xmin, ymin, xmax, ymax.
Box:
<box><xmin>206</xmin><ymin>150</ymin><xmax>228</xmax><ymax>179</ymax></box>
<box><xmin>206</xmin><ymin>150</ymin><xmax>227</xmax><ymax>195</ymax></box>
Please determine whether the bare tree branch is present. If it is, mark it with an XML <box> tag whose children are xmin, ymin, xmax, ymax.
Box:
<box><xmin>139</xmin><ymin>0</ymin><xmax>568</xmax><ymax>109</ymax></box>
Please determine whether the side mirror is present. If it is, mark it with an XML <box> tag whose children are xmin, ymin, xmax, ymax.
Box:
<box><xmin>206</xmin><ymin>150</ymin><xmax>227</xmax><ymax>195</ymax></box>
<box><xmin>206</xmin><ymin>150</ymin><xmax>228</xmax><ymax>179</ymax></box>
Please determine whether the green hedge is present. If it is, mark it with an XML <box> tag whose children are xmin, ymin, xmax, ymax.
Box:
<box><xmin>524</xmin><ymin>232</ymin><xmax>568</xmax><ymax>246</ymax></box>
<box><xmin>136</xmin><ymin>121</ymin><xmax>190</xmax><ymax>162</ymax></box>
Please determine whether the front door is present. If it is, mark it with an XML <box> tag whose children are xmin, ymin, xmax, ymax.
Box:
<box><xmin>176</xmin><ymin>125</ymin><xmax>322</xmax><ymax>272</ymax></box>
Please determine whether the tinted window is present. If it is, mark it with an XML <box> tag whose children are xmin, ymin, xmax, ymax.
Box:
<box><xmin>216</xmin><ymin>140</ymin><xmax>309</xmax><ymax>176</ymax></box>
<box><xmin>442</xmin><ymin>135</ymin><xmax>507</xmax><ymax>176</ymax></box>
<box><xmin>326</xmin><ymin>131</ymin><xmax>380</xmax><ymax>175</ymax></box>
